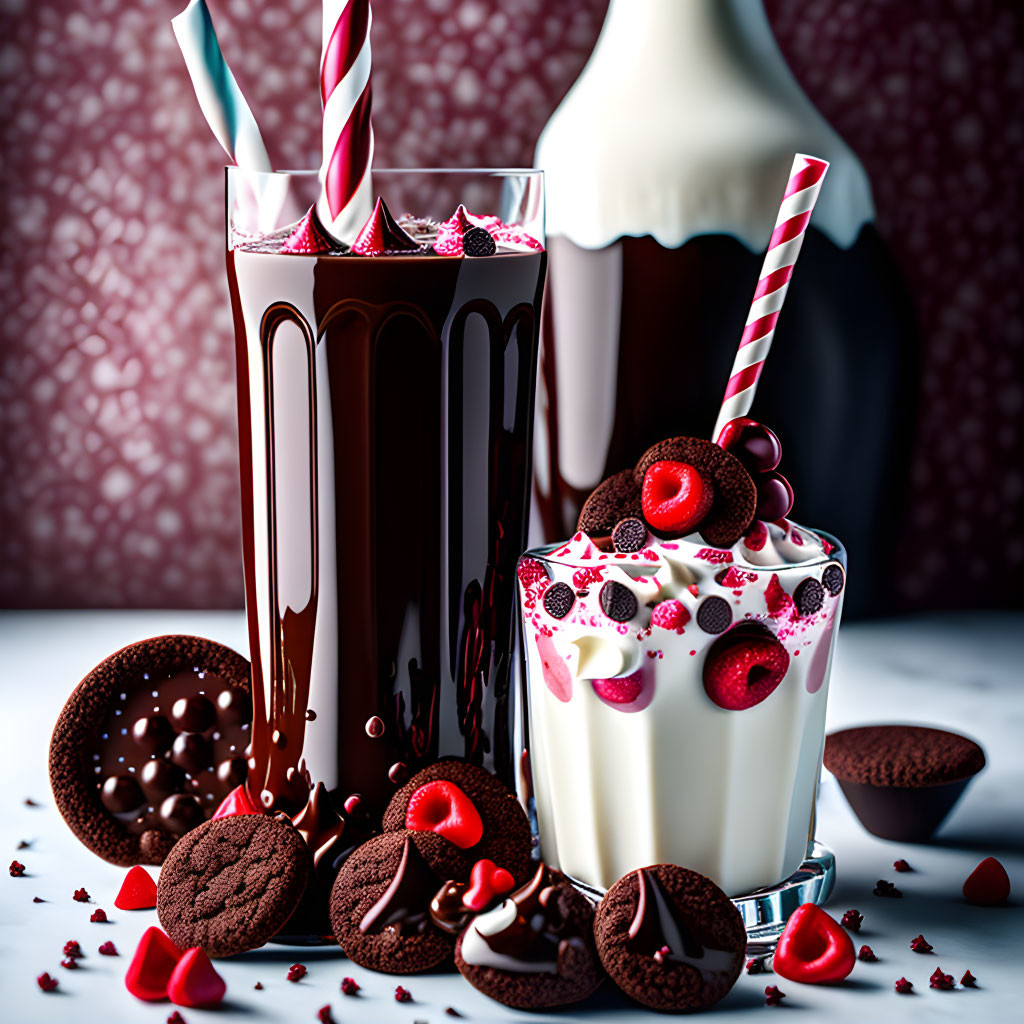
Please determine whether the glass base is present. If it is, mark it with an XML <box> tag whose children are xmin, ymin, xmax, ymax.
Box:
<box><xmin>733</xmin><ymin>839</ymin><xmax>836</xmax><ymax>955</ymax></box>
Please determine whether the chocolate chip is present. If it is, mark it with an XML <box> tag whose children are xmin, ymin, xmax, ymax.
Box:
<box><xmin>171</xmin><ymin>732</ymin><xmax>212</xmax><ymax>774</ymax></box>
<box><xmin>463</xmin><ymin>226</ymin><xmax>496</xmax><ymax>257</ymax></box>
<box><xmin>793</xmin><ymin>578</ymin><xmax>825</xmax><ymax>615</ymax></box>
<box><xmin>543</xmin><ymin>582</ymin><xmax>576</xmax><ymax>619</ymax></box>
<box><xmin>100</xmin><ymin>775</ymin><xmax>145</xmax><ymax>816</ymax></box>
<box><xmin>696</xmin><ymin>596</ymin><xmax>732</xmax><ymax>634</ymax></box>
<box><xmin>171</xmin><ymin>695</ymin><xmax>215</xmax><ymax>733</ymax></box>
<box><xmin>131</xmin><ymin>715</ymin><xmax>173</xmax><ymax>755</ymax></box>
<box><xmin>822</xmin><ymin>564</ymin><xmax>845</xmax><ymax>596</ymax></box>
<box><xmin>599</xmin><ymin>581</ymin><xmax>638</xmax><ymax>622</ymax></box>
<box><xmin>216</xmin><ymin>757</ymin><xmax>248</xmax><ymax>788</ymax></box>
<box><xmin>159</xmin><ymin>793</ymin><xmax>203</xmax><ymax>834</ymax></box>
<box><xmin>611</xmin><ymin>516</ymin><xmax>648</xmax><ymax>553</ymax></box>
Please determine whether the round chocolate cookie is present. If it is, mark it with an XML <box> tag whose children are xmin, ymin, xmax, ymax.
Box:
<box><xmin>594</xmin><ymin>864</ymin><xmax>745</xmax><ymax>1012</ymax></box>
<box><xmin>157</xmin><ymin>813</ymin><xmax>310</xmax><ymax>957</ymax></box>
<box><xmin>633</xmin><ymin>437</ymin><xmax>757</xmax><ymax>547</ymax></box>
<box><xmin>455</xmin><ymin>864</ymin><xmax>604</xmax><ymax>1009</ymax></box>
<box><xmin>382</xmin><ymin>759</ymin><xmax>532</xmax><ymax>885</ymax></box>
<box><xmin>330</xmin><ymin>830</ymin><xmax>468</xmax><ymax>973</ymax></box>
<box><xmin>50</xmin><ymin>635</ymin><xmax>252</xmax><ymax>866</ymax></box>
<box><xmin>577</xmin><ymin>469</ymin><xmax>643</xmax><ymax>538</ymax></box>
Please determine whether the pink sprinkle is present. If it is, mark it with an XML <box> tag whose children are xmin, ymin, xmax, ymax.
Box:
<box><xmin>695</xmin><ymin>548</ymin><xmax>733</xmax><ymax>564</ymax></box>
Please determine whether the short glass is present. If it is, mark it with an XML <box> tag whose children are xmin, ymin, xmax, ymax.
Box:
<box><xmin>225</xmin><ymin>168</ymin><xmax>546</xmax><ymax>824</ymax></box>
<box><xmin>517</xmin><ymin>529</ymin><xmax>845</xmax><ymax>946</ymax></box>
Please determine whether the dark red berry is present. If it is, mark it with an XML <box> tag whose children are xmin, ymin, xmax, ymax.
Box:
<box><xmin>341</xmin><ymin>977</ymin><xmax>360</xmax><ymax>995</ymax></box>
<box><xmin>395</xmin><ymin>985</ymin><xmax>412</xmax><ymax>1003</ymax></box>
<box><xmin>36</xmin><ymin>972</ymin><xmax>58</xmax><ymax>992</ymax></box>
<box><xmin>929</xmin><ymin>967</ymin><xmax>955</xmax><ymax>990</ymax></box>
<box><xmin>716</xmin><ymin>417</ymin><xmax>782</xmax><ymax>472</ymax></box>
<box><xmin>9</xmin><ymin>860</ymin><xmax>25</xmax><ymax>877</ymax></box>
<box><xmin>316</xmin><ymin>1006</ymin><xmax>334</xmax><ymax>1023</ymax></box>
<box><xmin>755</xmin><ymin>471</ymin><xmax>794</xmax><ymax>521</ymax></box>
<box><xmin>874</xmin><ymin>879</ymin><xmax>902</xmax><ymax>897</ymax></box>
<box><xmin>961</xmin><ymin>970</ymin><xmax>977</xmax><ymax>987</ymax></box>
<box><xmin>893</xmin><ymin>859</ymin><xmax>911</xmax><ymax>872</ymax></box>
<box><xmin>73</xmin><ymin>887</ymin><xmax>90</xmax><ymax>902</ymax></box>
<box><xmin>910</xmin><ymin>934</ymin><xmax>933</xmax><ymax>953</ymax></box>
<box><xmin>287</xmin><ymin>963</ymin><xmax>307</xmax><ymax>982</ymax></box>
<box><xmin>841</xmin><ymin>909</ymin><xmax>863</xmax><ymax>932</ymax></box>
<box><xmin>61</xmin><ymin>957</ymin><xmax>79</xmax><ymax>969</ymax></box>
<box><xmin>764</xmin><ymin>984</ymin><xmax>786</xmax><ymax>1006</ymax></box>
<box><xmin>63</xmin><ymin>940</ymin><xmax>82</xmax><ymax>958</ymax></box>
<box><xmin>858</xmin><ymin>945</ymin><xmax>877</xmax><ymax>962</ymax></box>
<box><xmin>98</xmin><ymin>940</ymin><xmax>118</xmax><ymax>955</ymax></box>
<box><xmin>641</xmin><ymin>460</ymin><xmax>714</xmax><ymax>535</ymax></box>
<box><xmin>254</xmin><ymin>982</ymin><xmax>263</xmax><ymax>990</ymax></box>
<box><xmin>90</xmin><ymin>908</ymin><xmax>107</xmax><ymax>922</ymax></box>
<box><xmin>894</xmin><ymin>977</ymin><xmax>913</xmax><ymax>994</ymax></box>
<box><xmin>168</xmin><ymin>1013</ymin><xmax>186</xmax><ymax>1024</ymax></box>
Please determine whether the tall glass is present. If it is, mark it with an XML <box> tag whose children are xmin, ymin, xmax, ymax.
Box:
<box><xmin>226</xmin><ymin>169</ymin><xmax>546</xmax><ymax>820</ymax></box>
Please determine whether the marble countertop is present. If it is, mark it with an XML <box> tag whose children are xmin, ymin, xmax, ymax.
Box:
<box><xmin>1</xmin><ymin>609</ymin><xmax>1021</xmax><ymax>1023</ymax></box>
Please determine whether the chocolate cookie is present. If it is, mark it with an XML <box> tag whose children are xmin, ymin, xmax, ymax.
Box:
<box><xmin>157</xmin><ymin>813</ymin><xmax>310</xmax><ymax>957</ymax></box>
<box><xmin>577</xmin><ymin>469</ymin><xmax>643</xmax><ymax>539</ymax></box>
<box><xmin>633</xmin><ymin>437</ymin><xmax>757</xmax><ymax>547</ymax></box>
<box><xmin>594</xmin><ymin>864</ymin><xmax>745</xmax><ymax>1012</ymax></box>
<box><xmin>382</xmin><ymin>759</ymin><xmax>532</xmax><ymax>885</ymax></box>
<box><xmin>329</xmin><ymin>830</ymin><xmax>468</xmax><ymax>973</ymax></box>
<box><xmin>50</xmin><ymin>635</ymin><xmax>252</xmax><ymax>866</ymax></box>
<box><xmin>455</xmin><ymin>864</ymin><xmax>603</xmax><ymax>1009</ymax></box>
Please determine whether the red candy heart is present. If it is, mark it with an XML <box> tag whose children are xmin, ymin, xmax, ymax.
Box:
<box><xmin>115</xmin><ymin>865</ymin><xmax>158</xmax><ymax>910</ymax></box>
<box><xmin>211</xmin><ymin>784</ymin><xmax>261</xmax><ymax>820</ymax></box>
<box><xmin>963</xmin><ymin>856</ymin><xmax>1010</xmax><ymax>906</ymax></box>
<box><xmin>773</xmin><ymin>904</ymin><xmax>856</xmax><ymax>984</ymax></box>
<box><xmin>167</xmin><ymin>947</ymin><xmax>227</xmax><ymax>1008</ymax></box>
<box><xmin>125</xmin><ymin>926</ymin><xmax>184</xmax><ymax>1002</ymax></box>
<box><xmin>405</xmin><ymin>781</ymin><xmax>484</xmax><ymax>849</ymax></box>
<box><xmin>641</xmin><ymin>460</ymin><xmax>713</xmax><ymax>535</ymax></box>
<box><xmin>463</xmin><ymin>859</ymin><xmax>515</xmax><ymax>912</ymax></box>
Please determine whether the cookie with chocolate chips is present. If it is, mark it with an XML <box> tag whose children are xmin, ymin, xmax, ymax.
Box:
<box><xmin>49</xmin><ymin>635</ymin><xmax>252</xmax><ymax>866</ymax></box>
<box><xmin>455</xmin><ymin>863</ymin><xmax>604</xmax><ymax>1009</ymax></box>
<box><xmin>330</xmin><ymin>830</ymin><xmax>468</xmax><ymax>973</ymax></box>
<box><xmin>594</xmin><ymin>863</ymin><xmax>745</xmax><ymax>1012</ymax></box>
<box><xmin>577</xmin><ymin>468</ymin><xmax>643</xmax><ymax>539</ymax></box>
<box><xmin>382</xmin><ymin>759</ymin><xmax>532</xmax><ymax>885</ymax></box>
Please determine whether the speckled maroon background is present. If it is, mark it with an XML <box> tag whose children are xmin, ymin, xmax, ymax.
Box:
<box><xmin>0</xmin><ymin>0</ymin><xmax>1021</xmax><ymax>610</ymax></box>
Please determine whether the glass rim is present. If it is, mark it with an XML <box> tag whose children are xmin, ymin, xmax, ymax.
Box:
<box><xmin>226</xmin><ymin>166</ymin><xmax>544</xmax><ymax>178</ymax></box>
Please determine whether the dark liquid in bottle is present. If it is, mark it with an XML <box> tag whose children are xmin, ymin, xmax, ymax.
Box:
<box><xmin>227</xmin><ymin>248</ymin><xmax>546</xmax><ymax>816</ymax></box>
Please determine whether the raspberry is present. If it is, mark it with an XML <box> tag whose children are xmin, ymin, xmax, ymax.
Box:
<box><xmin>98</xmin><ymin>941</ymin><xmax>118</xmax><ymax>955</ymax></box>
<box><xmin>764</xmin><ymin>984</ymin><xmax>786</xmax><ymax>1006</ymax></box>
<box><xmin>395</xmin><ymin>985</ymin><xmax>412</xmax><ymax>1003</ymax></box>
<box><xmin>873</xmin><ymin>879</ymin><xmax>902</xmax><ymax>897</ymax></box>
<box><xmin>9</xmin><ymin>860</ymin><xmax>25</xmax><ymax>877</ymax></box>
<box><xmin>36</xmin><ymin>972</ymin><xmax>58</xmax><ymax>992</ymax></box>
<box><xmin>929</xmin><ymin>967</ymin><xmax>955</xmax><ymax>990</ymax></box>
<box><xmin>910</xmin><ymin>934</ymin><xmax>933</xmax><ymax>953</ymax></box>
<box><xmin>893</xmin><ymin>859</ymin><xmax>911</xmax><ymax>872</ymax></box>
<box><xmin>317</xmin><ymin>1006</ymin><xmax>334</xmax><ymax>1023</ymax></box>
<box><xmin>405</xmin><ymin>781</ymin><xmax>484</xmax><ymax>849</ymax></box>
<box><xmin>858</xmin><ymin>945</ymin><xmax>877</xmax><ymax>962</ymax></box>
<box><xmin>61</xmin><ymin>957</ymin><xmax>79</xmax><ymax>969</ymax></box>
<box><xmin>841</xmin><ymin>909</ymin><xmax>863</xmax><ymax>932</ymax></box>
<box><xmin>650</xmin><ymin>599</ymin><xmax>690</xmax><ymax>633</ymax></box>
<box><xmin>73</xmin><ymin>887</ymin><xmax>90</xmax><ymax>902</ymax></box>
<box><xmin>894</xmin><ymin>977</ymin><xmax>913</xmax><ymax>994</ymax></box>
<box><xmin>63</xmin><ymin>940</ymin><xmax>83</xmax><ymax>958</ymax></box>
<box><xmin>702</xmin><ymin>627</ymin><xmax>790</xmax><ymax>711</ymax></box>
<box><xmin>961</xmin><ymin>970</ymin><xmax>977</xmax><ymax>987</ymax></box>
<box><xmin>90</xmin><ymin>908</ymin><xmax>107</xmax><ymax>922</ymax></box>
<box><xmin>764</xmin><ymin>574</ymin><xmax>795</xmax><ymax>618</ymax></box>
<box><xmin>254</xmin><ymin>982</ymin><xmax>263</xmax><ymax>990</ymax></box>
<box><xmin>341</xmin><ymin>977</ymin><xmax>360</xmax><ymax>996</ymax></box>
<box><xmin>641</xmin><ymin>460</ymin><xmax>714</xmax><ymax>535</ymax></box>
<box><xmin>287</xmin><ymin>963</ymin><xmax>307</xmax><ymax>982</ymax></box>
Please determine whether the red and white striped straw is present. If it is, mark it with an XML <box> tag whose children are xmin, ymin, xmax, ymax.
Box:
<box><xmin>317</xmin><ymin>0</ymin><xmax>375</xmax><ymax>244</ymax></box>
<box><xmin>712</xmin><ymin>154</ymin><xmax>830</xmax><ymax>443</ymax></box>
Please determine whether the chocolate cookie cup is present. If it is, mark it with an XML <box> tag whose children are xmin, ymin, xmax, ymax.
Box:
<box><xmin>825</xmin><ymin>725</ymin><xmax>986</xmax><ymax>842</ymax></box>
<box><xmin>50</xmin><ymin>635</ymin><xmax>252</xmax><ymax>866</ymax></box>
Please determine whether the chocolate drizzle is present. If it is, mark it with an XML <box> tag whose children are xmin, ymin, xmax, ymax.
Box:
<box><xmin>626</xmin><ymin>869</ymin><xmax>737</xmax><ymax>980</ymax></box>
<box><xmin>429</xmin><ymin>880</ymin><xmax>473</xmax><ymax>935</ymax></box>
<box><xmin>359</xmin><ymin>836</ymin><xmax>443</xmax><ymax>937</ymax></box>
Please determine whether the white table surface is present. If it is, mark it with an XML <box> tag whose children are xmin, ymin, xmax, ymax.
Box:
<box><xmin>1</xmin><ymin>609</ymin><xmax>1021</xmax><ymax>1024</ymax></box>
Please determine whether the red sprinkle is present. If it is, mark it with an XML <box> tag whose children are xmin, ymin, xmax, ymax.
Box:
<box><xmin>168</xmin><ymin>1013</ymin><xmax>186</xmax><ymax>1024</ymax></box>
<box><xmin>893</xmin><ymin>859</ymin><xmax>912</xmax><ymax>872</ymax></box>
<box><xmin>910</xmin><ymin>934</ymin><xmax>933</xmax><ymax>954</ymax></box>
<box><xmin>961</xmin><ymin>970</ymin><xmax>977</xmax><ymax>987</ymax></box>
<box><xmin>445</xmin><ymin>1009</ymin><xmax>462</xmax><ymax>1018</ymax></box>
<box><xmin>98</xmin><ymin>941</ymin><xmax>118</xmax><ymax>956</ymax></box>
<box><xmin>61</xmin><ymin>957</ymin><xmax>79</xmax><ymax>969</ymax></box>
<box><xmin>395</xmin><ymin>985</ymin><xmax>412</xmax><ymax>1003</ymax></box>
<box><xmin>858</xmin><ymin>945</ymin><xmax>877</xmax><ymax>962</ymax></box>
<box><xmin>33</xmin><ymin>897</ymin><xmax>44</xmax><ymax>903</ymax></box>
<box><xmin>764</xmin><ymin>984</ymin><xmax>786</xmax><ymax>1006</ymax></box>
<box><xmin>287</xmin><ymin>963</ymin><xmax>307</xmax><ymax>982</ymax></box>
<box><xmin>36</xmin><ymin>972</ymin><xmax>58</xmax><ymax>992</ymax></box>
<box><xmin>316</xmin><ymin>1006</ymin><xmax>334</xmax><ymax>1024</ymax></box>
<box><xmin>90</xmin><ymin>908</ymin><xmax>107</xmax><ymax>922</ymax></box>
<box><xmin>873</xmin><ymin>879</ymin><xmax>902</xmax><ymax>898</ymax></box>
<box><xmin>894</xmin><ymin>977</ymin><xmax>913</xmax><ymax>994</ymax></box>
<box><xmin>841</xmin><ymin>908</ymin><xmax>863</xmax><ymax>932</ymax></box>
<box><xmin>745</xmin><ymin>958</ymin><xmax>763</xmax><ymax>974</ymax></box>
<box><xmin>73</xmin><ymin>887</ymin><xmax>90</xmax><ymax>902</ymax></box>
<box><xmin>254</xmin><ymin>982</ymin><xmax>263</xmax><ymax>990</ymax></box>
<box><xmin>9</xmin><ymin>860</ymin><xmax>25</xmax><ymax>877</ymax></box>
<box><xmin>63</xmin><ymin>940</ymin><xmax>83</xmax><ymax>958</ymax></box>
<box><xmin>930</xmin><ymin>967</ymin><xmax>955</xmax><ymax>990</ymax></box>
<box><xmin>341</xmin><ymin>977</ymin><xmax>360</xmax><ymax>996</ymax></box>
<box><xmin>695</xmin><ymin>547</ymin><xmax>733</xmax><ymax>564</ymax></box>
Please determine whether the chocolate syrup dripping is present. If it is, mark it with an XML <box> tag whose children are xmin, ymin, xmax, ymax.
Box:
<box><xmin>359</xmin><ymin>836</ymin><xmax>443</xmax><ymax>936</ymax></box>
<box><xmin>626</xmin><ymin>870</ymin><xmax>737</xmax><ymax>979</ymax></box>
<box><xmin>429</xmin><ymin>880</ymin><xmax>472</xmax><ymax>935</ymax></box>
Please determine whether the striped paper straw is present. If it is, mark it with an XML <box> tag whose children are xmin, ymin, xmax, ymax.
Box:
<box><xmin>317</xmin><ymin>0</ymin><xmax>374</xmax><ymax>244</ymax></box>
<box><xmin>712</xmin><ymin>154</ymin><xmax>830</xmax><ymax>443</ymax></box>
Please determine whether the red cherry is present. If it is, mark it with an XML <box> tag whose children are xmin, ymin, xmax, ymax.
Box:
<box><xmin>773</xmin><ymin>903</ymin><xmax>856</xmax><ymax>984</ymax></box>
<box><xmin>963</xmin><ymin>857</ymin><xmax>1010</xmax><ymax>906</ymax></box>
<box><xmin>716</xmin><ymin>417</ymin><xmax>782</xmax><ymax>472</ymax></box>
<box><xmin>115</xmin><ymin>865</ymin><xmax>158</xmax><ymax>911</ymax></box>
<box><xmin>405</xmin><ymin>780</ymin><xmax>484</xmax><ymax>849</ymax></box>
<box><xmin>702</xmin><ymin>625</ymin><xmax>789</xmax><ymax>711</ymax></box>
<box><xmin>641</xmin><ymin>461</ymin><xmax>714</xmax><ymax>535</ymax></box>
<box><xmin>167</xmin><ymin>947</ymin><xmax>227</xmax><ymax>1008</ymax></box>
<box><xmin>124</xmin><ymin>926</ymin><xmax>184</xmax><ymax>1002</ymax></box>
<box><xmin>755</xmin><ymin>471</ymin><xmax>794</xmax><ymax>521</ymax></box>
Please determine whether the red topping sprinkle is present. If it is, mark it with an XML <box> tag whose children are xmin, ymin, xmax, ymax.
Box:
<box><xmin>961</xmin><ymin>970</ymin><xmax>977</xmax><ymax>987</ymax></box>
<box><xmin>962</xmin><ymin>856</ymin><xmax>1011</xmax><ymax>906</ymax></box>
<box><xmin>341</xmin><ymin>977</ymin><xmax>360</xmax><ymax>996</ymax></box>
<box><xmin>516</xmin><ymin>558</ymin><xmax>548</xmax><ymax>588</ymax></box>
<box><xmin>90</xmin><ymin>908</ymin><xmax>107</xmax><ymax>922</ymax></box>
<box><xmin>395</xmin><ymin>985</ymin><xmax>412</xmax><ymax>1003</ymax></box>
<box><xmin>910</xmin><ymin>934</ymin><xmax>933</xmax><ymax>954</ymax></box>
<box><xmin>73</xmin><ymin>887</ymin><xmax>90</xmax><ymax>902</ymax></box>
<box><xmin>463</xmin><ymin>859</ymin><xmax>515</xmax><ymax>912</ymax></box>
<box><xmin>893</xmin><ymin>858</ymin><xmax>912</xmax><ymax>872</ymax></box>
<box><xmin>168</xmin><ymin>1013</ymin><xmax>186</xmax><ymax>1024</ymax></box>
<box><xmin>61</xmin><ymin>957</ymin><xmax>79</xmax><ymax>969</ymax></box>
<box><xmin>37</xmin><ymin>972</ymin><xmax>58</xmax><ymax>992</ymax></box>
<box><xmin>9</xmin><ymin>860</ymin><xmax>25</xmax><ymax>877</ymax></box>
<box><xmin>167</xmin><ymin>947</ymin><xmax>226</xmax><ymax>1008</ymax></box>
<box><xmin>773</xmin><ymin>903</ymin><xmax>856</xmax><ymax>985</ymax></box>
<box><xmin>287</xmin><ymin>963</ymin><xmax>307</xmax><ymax>982</ymax></box>
<box><xmin>764</xmin><ymin>573</ymin><xmax>795</xmax><ymax>618</ymax></box>
<box><xmin>764</xmin><ymin>984</ymin><xmax>786</xmax><ymax>1006</ymax></box>
<box><xmin>894</xmin><ymin>977</ymin><xmax>913</xmax><ymax>994</ymax></box>
<box><xmin>641</xmin><ymin>461</ymin><xmax>714</xmax><ymax>536</ymax></box>
<box><xmin>405</xmin><ymin>781</ymin><xmax>484</xmax><ymax>849</ymax></box>
<box><xmin>840</xmin><ymin>909</ymin><xmax>863</xmax><ymax>932</ymax></box>
<box><xmin>858</xmin><ymin>945</ymin><xmax>877</xmax><ymax>962</ymax></box>
<box><xmin>650</xmin><ymin>599</ymin><xmax>690</xmax><ymax>634</ymax></box>
<box><xmin>98</xmin><ymin>941</ymin><xmax>118</xmax><ymax>956</ymax></box>
<box><xmin>874</xmin><ymin>879</ymin><xmax>902</xmax><ymax>897</ymax></box>
<box><xmin>317</xmin><ymin>1006</ymin><xmax>334</xmax><ymax>1024</ymax></box>
<box><xmin>695</xmin><ymin>547</ymin><xmax>733</xmax><ymax>564</ymax></box>
<box><xmin>715</xmin><ymin>566</ymin><xmax>757</xmax><ymax>588</ymax></box>
<box><xmin>115</xmin><ymin>865</ymin><xmax>158</xmax><ymax>910</ymax></box>
<box><xmin>929</xmin><ymin>967</ymin><xmax>955</xmax><ymax>990</ymax></box>
<box><xmin>744</xmin><ymin>519</ymin><xmax>768</xmax><ymax>551</ymax></box>
<box><xmin>63</xmin><ymin>940</ymin><xmax>83</xmax><ymax>958</ymax></box>
<box><xmin>572</xmin><ymin>566</ymin><xmax>604</xmax><ymax>590</ymax></box>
